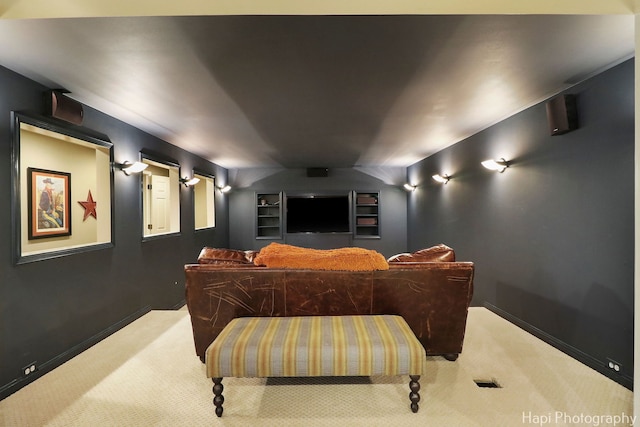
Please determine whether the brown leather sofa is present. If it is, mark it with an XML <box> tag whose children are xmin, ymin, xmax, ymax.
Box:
<box><xmin>184</xmin><ymin>244</ymin><xmax>474</xmax><ymax>362</ymax></box>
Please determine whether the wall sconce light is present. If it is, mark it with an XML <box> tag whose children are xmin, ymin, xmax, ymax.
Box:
<box><xmin>115</xmin><ymin>161</ymin><xmax>148</xmax><ymax>175</ymax></box>
<box><xmin>403</xmin><ymin>183</ymin><xmax>417</xmax><ymax>191</ymax></box>
<box><xmin>432</xmin><ymin>174</ymin><xmax>450</xmax><ymax>184</ymax></box>
<box><xmin>481</xmin><ymin>158</ymin><xmax>510</xmax><ymax>173</ymax></box>
<box><xmin>219</xmin><ymin>185</ymin><xmax>232</xmax><ymax>193</ymax></box>
<box><xmin>179</xmin><ymin>176</ymin><xmax>201</xmax><ymax>187</ymax></box>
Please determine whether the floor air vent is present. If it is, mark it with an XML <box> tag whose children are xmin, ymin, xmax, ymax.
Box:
<box><xmin>474</xmin><ymin>379</ymin><xmax>501</xmax><ymax>388</ymax></box>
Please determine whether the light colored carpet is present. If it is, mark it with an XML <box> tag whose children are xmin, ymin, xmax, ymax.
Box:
<box><xmin>0</xmin><ymin>307</ymin><xmax>632</xmax><ymax>426</ymax></box>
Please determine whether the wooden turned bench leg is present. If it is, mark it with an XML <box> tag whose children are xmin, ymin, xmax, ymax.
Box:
<box><xmin>212</xmin><ymin>377</ymin><xmax>224</xmax><ymax>417</ymax></box>
<box><xmin>409</xmin><ymin>375</ymin><xmax>421</xmax><ymax>413</ymax></box>
<box><xmin>213</xmin><ymin>375</ymin><xmax>421</xmax><ymax>416</ymax></box>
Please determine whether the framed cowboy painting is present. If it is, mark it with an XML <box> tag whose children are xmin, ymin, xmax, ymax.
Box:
<box><xmin>27</xmin><ymin>167</ymin><xmax>71</xmax><ymax>239</ymax></box>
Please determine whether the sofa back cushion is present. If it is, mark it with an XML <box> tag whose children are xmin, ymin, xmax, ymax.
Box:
<box><xmin>387</xmin><ymin>244</ymin><xmax>455</xmax><ymax>263</ymax></box>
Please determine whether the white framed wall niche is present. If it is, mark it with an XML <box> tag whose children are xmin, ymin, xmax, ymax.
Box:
<box><xmin>11</xmin><ymin>112</ymin><xmax>114</xmax><ymax>264</ymax></box>
<box><xmin>141</xmin><ymin>154</ymin><xmax>181</xmax><ymax>239</ymax></box>
<box><xmin>193</xmin><ymin>171</ymin><xmax>215</xmax><ymax>230</ymax></box>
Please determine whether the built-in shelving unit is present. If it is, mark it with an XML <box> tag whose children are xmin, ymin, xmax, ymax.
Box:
<box><xmin>353</xmin><ymin>191</ymin><xmax>380</xmax><ymax>238</ymax></box>
<box><xmin>256</xmin><ymin>190</ymin><xmax>381</xmax><ymax>240</ymax></box>
<box><xmin>256</xmin><ymin>192</ymin><xmax>282</xmax><ymax>239</ymax></box>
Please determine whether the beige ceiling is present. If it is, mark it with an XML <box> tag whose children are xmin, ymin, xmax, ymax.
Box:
<box><xmin>0</xmin><ymin>0</ymin><xmax>637</xmax><ymax>17</ymax></box>
<box><xmin>0</xmin><ymin>1</ymin><xmax>635</xmax><ymax>169</ymax></box>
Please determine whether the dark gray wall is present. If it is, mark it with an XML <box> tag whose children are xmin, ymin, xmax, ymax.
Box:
<box><xmin>0</xmin><ymin>65</ymin><xmax>229</xmax><ymax>399</ymax></box>
<box><xmin>229</xmin><ymin>168</ymin><xmax>407</xmax><ymax>257</ymax></box>
<box><xmin>407</xmin><ymin>59</ymin><xmax>634</xmax><ymax>388</ymax></box>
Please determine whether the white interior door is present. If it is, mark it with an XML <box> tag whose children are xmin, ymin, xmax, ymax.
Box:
<box><xmin>150</xmin><ymin>175</ymin><xmax>170</xmax><ymax>235</ymax></box>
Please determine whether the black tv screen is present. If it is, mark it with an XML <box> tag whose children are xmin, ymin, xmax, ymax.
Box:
<box><xmin>286</xmin><ymin>196</ymin><xmax>350</xmax><ymax>233</ymax></box>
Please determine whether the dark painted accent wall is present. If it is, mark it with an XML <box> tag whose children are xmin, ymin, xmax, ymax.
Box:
<box><xmin>229</xmin><ymin>168</ymin><xmax>407</xmax><ymax>257</ymax></box>
<box><xmin>407</xmin><ymin>59</ymin><xmax>634</xmax><ymax>388</ymax></box>
<box><xmin>0</xmin><ymin>65</ymin><xmax>229</xmax><ymax>399</ymax></box>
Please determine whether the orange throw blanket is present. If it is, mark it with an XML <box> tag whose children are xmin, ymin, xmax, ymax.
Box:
<box><xmin>253</xmin><ymin>242</ymin><xmax>389</xmax><ymax>271</ymax></box>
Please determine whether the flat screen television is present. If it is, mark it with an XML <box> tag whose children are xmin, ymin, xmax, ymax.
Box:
<box><xmin>286</xmin><ymin>195</ymin><xmax>350</xmax><ymax>233</ymax></box>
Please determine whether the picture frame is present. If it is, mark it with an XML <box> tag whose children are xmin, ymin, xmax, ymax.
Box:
<box><xmin>27</xmin><ymin>167</ymin><xmax>71</xmax><ymax>239</ymax></box>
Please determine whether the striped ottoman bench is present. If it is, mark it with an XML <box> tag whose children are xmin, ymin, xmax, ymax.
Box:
<box><xmin>205</xmin><ymin>315</ymin><xmax>426</xmax><ymax>417</ymax></box>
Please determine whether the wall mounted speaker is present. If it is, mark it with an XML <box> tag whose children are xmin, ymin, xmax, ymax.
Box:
<box><xmin>546</xmin><ymin>94</ymin><xmax>577</xmax><ymax>136</ymax></box>
<box><xmin>307</xmin><ymin>168</ymin><xmax>329</xmax><ymax>177</ymax></box>
<box><xmin>44</xmin><ymin>90</ymin><xmax>84</xmax><ymax>126</ymax></box>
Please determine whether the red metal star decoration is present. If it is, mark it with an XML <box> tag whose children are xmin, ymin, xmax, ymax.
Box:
<box><xmin>78</xmin><ymin>190</ymin><xmax>97</xmax><ymax>221</ymax></box>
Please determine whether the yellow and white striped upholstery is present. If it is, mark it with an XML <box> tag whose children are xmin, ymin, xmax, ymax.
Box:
<box><xmin>206</xmin><ymin>315</ymin><xmax>425</xmax><ymax>378</ymax></box>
